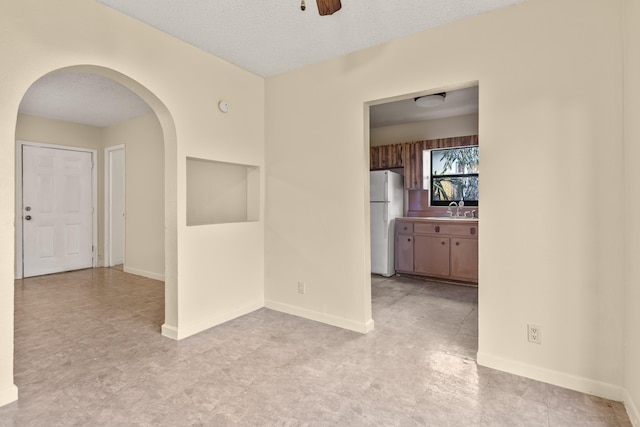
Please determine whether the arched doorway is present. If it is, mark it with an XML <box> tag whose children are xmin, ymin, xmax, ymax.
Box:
<box><xmin>12</xmin><ymin>65</ymin><xmax>179</xmax><ymax>398</ymax></box>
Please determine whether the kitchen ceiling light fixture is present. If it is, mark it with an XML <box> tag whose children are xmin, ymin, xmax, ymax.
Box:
<box><xmin>415</xmin><ymin>93</ymin><xmax>446</xmax><ymax>108</ymax></box>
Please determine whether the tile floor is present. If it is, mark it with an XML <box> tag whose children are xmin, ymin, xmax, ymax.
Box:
<box><xmin>0</xmin><ymin>269</ymin><xmax>632</xmax><ymax>426</ymax></box>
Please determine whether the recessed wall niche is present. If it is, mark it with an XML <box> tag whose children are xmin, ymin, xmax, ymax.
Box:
<box><xmin>186</xmin><ymin>157</ymin><xmax>259</xmax><ymax>226</ymax></box>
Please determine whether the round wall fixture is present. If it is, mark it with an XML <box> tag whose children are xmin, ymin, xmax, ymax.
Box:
<box><xmin>218</xmin><ymin>100</ymin><xmax>230</xmax><ymax>113</ymax></box>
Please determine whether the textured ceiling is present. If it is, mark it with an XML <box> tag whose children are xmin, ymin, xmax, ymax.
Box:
<box><xmin>19</xmin><ymin>72</ymin><xmax>152</xmax><ymax>127</ymax></box>
<box><xmin>19</xmin><ymin>0</ymin><xmax>523</xmax><ymax>127</ymax></box>
<box><xmin>95</xmin><ymin>0</ymin><xmax>526</xmax><ymax>77</ymax></box>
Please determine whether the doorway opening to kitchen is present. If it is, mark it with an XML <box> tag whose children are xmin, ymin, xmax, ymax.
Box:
<box><xmin>367</xmin><ymin>83</ymin><xmax>479</xmax><ymax>359</ymax></box>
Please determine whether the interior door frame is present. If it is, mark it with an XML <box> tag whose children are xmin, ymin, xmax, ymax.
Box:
<box><xmin>15</xmin><ymin>140</ymin><xmax>98</xmax><ymax>279</ymax></box>
<box><xmin>104</xmin><ymin>144</ymin><xmax>125</xmax><ymax>268</ymax></box>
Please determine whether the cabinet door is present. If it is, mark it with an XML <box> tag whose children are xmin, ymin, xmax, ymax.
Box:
<box><xmin>395</xmin><ymin>234</ymin><xmax>414</xmax><ymax>272</ymax></box>
<box><xmin>402</xmin><ymin>142</ymin><xmax>423</xmax><ymax>189</ymax></box>
<box><xmin>370</xmin><ymin>144</ymin><xmax>404</xmax><ymax>170</ymax></box>
<box><xmin>370</xmin><ymin>146</ymin><xmax>382</xmax><ymax>170</ymax></box>
<box><xmin>388</xmin><ymin>143</ymin><xmax>404</xmax><ymax>168</ymax></box>
<box><xmin>414</xmin><ymin>235</ymin><xmax>450</xmax><ymax>277</ymax></box>
<box><xmin>450</xmin><ymin>237</ymin><xmax>478</xmax><ymax>282</ymax></box>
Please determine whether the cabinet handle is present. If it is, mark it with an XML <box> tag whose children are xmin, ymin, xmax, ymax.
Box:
<box><xmin>407</xmin><ymin>238</ymin><xmax>411</xmax><ymax>242</ymax></box>
<box><xmin>456</xmin><ymin>242</ymin><xmax>460</xmax><ymax>246</ymax></box>
<box><xmin>435</xmin><ymin>225</ymin><xmax>440</xmax><ymax>233</ymax></box>
<box><xmin>441</xmin><ymin>241</ymin><xmax>445</xmax><ymax>245</ymax></box>
<box><xmin>470</xmin><ymin>227</ymin><xmax>476</xmax><ymax>235</ymax></box>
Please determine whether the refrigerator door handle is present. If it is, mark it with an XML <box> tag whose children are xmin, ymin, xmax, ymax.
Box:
<box><xmin>383</xmin><ymin>206</ymin><xmax>388</xmax><ymax>223</ymax></box>
<box><xmin>384</xmin><ymin>176</ymin><xmax>388</xmax><ymax>202</ymax></box>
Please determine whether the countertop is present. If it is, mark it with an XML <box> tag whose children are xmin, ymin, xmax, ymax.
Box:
<box><xmin>397</xmin><ymin>216</ymin><xmax>479</xmax><ymax>223</ymax></box>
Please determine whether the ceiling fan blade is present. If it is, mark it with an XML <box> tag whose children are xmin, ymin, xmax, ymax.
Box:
<box><xmin>316</xmin><ymin>0</ymin><xmax>341</xmax><ymax>16</ymax></box>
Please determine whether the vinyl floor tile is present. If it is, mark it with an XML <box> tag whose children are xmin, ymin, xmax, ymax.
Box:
<box><xmin>0</xmin><ymin>269</ymin><xmax>632</xmax><ymax>426</ymax></box>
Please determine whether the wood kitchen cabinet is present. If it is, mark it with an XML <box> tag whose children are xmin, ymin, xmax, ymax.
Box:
<box><xmin>450</xmin><ymin>237</ymin><xmax>478</xmax><ymax>282</ymax></box>
<box><xmin>395</xmin><ymin>218</ymin><xmax>478</xmax><ymax>284</ymax></box>
<box><xmin>395</xmin><ymin>233</ymin><xmax>414</xmax><ymax>273</ymax></box>
<box><xmin>414</xmin><ymin>235</ymin><xmax>450</xmax><ymax>277</ymax></box>
<box><xmin>370</xmin><ymin>143</ymin><xmax>403</xmax><ymax>170</ymax></box>
<box><xmin>402</xmin><ymin>141</ymin><xmax>424</xmax><ymax>189</ymax></box>
<box><xmin>370</xmin><ymin>136</ymin><xmax>479</xmax><ymax>188</ymax></box>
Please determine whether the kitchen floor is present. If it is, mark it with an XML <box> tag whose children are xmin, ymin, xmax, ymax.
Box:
<box><xmin>0</xmin><ymin>269</ymin><xmax>632</xmax><ymax>426</ymax></box>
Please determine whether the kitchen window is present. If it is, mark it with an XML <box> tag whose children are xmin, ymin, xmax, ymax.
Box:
<box><xmin>423</xmin><ymin>146</ymin><xmax>479</xmax><ymax>206</ymax></box>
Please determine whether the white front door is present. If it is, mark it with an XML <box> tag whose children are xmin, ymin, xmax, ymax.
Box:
<box><xmin>22</xmin><ymin>145</ymin><xmax>94</xmax><ymax>277</ymax></box>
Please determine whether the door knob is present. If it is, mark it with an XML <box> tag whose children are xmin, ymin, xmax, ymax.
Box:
<box><xmin>25</xmin><ymin>215</ymin><xmax>32</xmax><ymax>220</ymax></box>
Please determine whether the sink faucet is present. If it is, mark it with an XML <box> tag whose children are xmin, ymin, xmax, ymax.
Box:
<box><xmin>447</xmin><ymin>201</ymin><xmax>457</xmax><ymax>217</ymax></box>
<box><xmin>447</xmin><ymin>201</ymin><xmax>465</xmax><ymax>217</ymax></box>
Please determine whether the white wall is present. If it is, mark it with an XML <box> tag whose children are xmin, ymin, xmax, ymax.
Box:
<box><xmin>0</xmin><ymin>0</ymin><xmax>265</xmax><ymax>406</ymax></box>
<box><xmin>103</xmin><ymin>114</ymin><xmax>165</xmax><ymax>280</ymax></box>
<box><xmin>370</xmin><ymin>113</ymin><xmax>478</xmax><ymax>146</ymax></box>
<box><xmin>624</xmin><ymin>0</ymin><xmax>640</xmax><ymax>423</ymax></box>
<box><xmin>265</xmin><ymin>0</ymin><xmax>628</xmax><ymax>403</ymax></box>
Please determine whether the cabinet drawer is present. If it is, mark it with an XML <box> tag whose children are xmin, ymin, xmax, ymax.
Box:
<box><xmin>396</xmin><ymin>221</ymin><xmax>414</xmax><ymax>234</ymax></box>
<box><xmin>414</xmin><ymin>222</ymin><xmax>478</xmax><ymax>237</ymax></box>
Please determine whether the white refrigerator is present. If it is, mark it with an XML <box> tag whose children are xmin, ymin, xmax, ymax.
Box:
<box><xmin>370</xmin><ymin>170</ymin><xmax>404</xmax><ymax>277</ymax></box>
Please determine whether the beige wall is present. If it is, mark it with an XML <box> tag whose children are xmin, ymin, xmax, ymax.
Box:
<box><xmin>2</xmin><ymin>0</ymin><xmax>639</xmax><ymax>420</ymax></box>
<box><xmin>103</xmin><ymin>114</ymin><xmax>165</xmax><ymax>280</ymax></box>
<box><xmin>266</xmin><ymin>0</ymin><xmax>629</xmax><ymax>406</ymax></box>
<box><xmin>16</xmin><ymin>114</ymin><xmax>103</xmax><ymax>150</ymax></box>
<box><xmin>624</xmin><ymin>0</ymin><xmax>640</xmax><ymax>424</ymax></box>
<box><xmin>370</xmin><ymin>113</ymin><xmax>479</xmax><ymax>146</ymax></box>
<box><xmin>0</xmin><ymin>0</ymin><xmax>265</xmax><ymax>406</ymax></box>
<box><xmin>15</xmin><ymin>113</ymin><xmax>166</xmax><ymax>281</ymax></box>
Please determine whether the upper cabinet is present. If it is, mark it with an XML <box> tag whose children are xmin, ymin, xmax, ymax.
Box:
<box><xmin>402</xmin><ymin>141</ymin><xmax>425</xmax><ymax>190</ymax></box>
<box><xmin>369</xmin><ymin>136</ymin><xmax>479</xmax><ymax>190</ymax></box>
<box><xmin>369</xmin><ymin>143</ymin><xmax>403</xmax><ymax>170</ymax></box>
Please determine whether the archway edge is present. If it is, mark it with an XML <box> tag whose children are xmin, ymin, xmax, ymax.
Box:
<box><xmin>26</xmin><ymin>64</ymin><xmax>179</xmax><ymax>333</ymax></box>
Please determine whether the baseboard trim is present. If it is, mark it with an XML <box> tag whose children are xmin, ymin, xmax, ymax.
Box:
<box><xmin>265</xmin><ymin>299</ymin><xmax>374</xmax><ymax>334</ymax></box>
<box><xmin>122</xmin><ymin>266</ymin><xmax>165</xmax><ymax>281</ymax></box>
<box><xmin>162</xmin><ymin>301</ymin><xmax>264</xmax><ymax>340</ymax></box>
<box><xmin>161</xmin><ymin>323</ymin><xmax>178</xmax><ymax>340</ymax></box>
<box><xmin>625</xmin><ymin>389</ymin><xmax>640</xmax><ymax>427</ymax></box>
<box><xmin>477</xmin><ymin>352</ymin><xmax>624</xmax><ymax>401</ymax></box>
<box><xmin>0</xmin><ymin>384</ymin><xmax>18</xmax><ymax>408</ymax></box>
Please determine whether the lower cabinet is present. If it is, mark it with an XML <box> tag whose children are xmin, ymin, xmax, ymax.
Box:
<box><xmin>395</xmin><ymin>219</ymin><xmax>478</xmax><ymax>283</ymax></box>
<box><xmin>450</xmin><ymin>237</ymin><xmax>479</xmax><ymax>282</ymax></box>
<box><xmin>414</xmin><ymin>235</ymin><xmax>450</xmax><ymax>277</ymax></box>
<box><xmin>395</xmin><ymin>234</ymin><xmax>414</xmax><ymax>273</ymax></box>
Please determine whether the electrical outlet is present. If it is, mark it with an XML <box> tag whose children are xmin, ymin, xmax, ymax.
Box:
<box><xmin>528</xmin><ymin>324</ymin><xmax>541</xmax><ymax>344</ymax></box>
<box><xmin>297</xmin><ymin>281</ymin><xmax>305</xmax><ymax>295</ymax></box>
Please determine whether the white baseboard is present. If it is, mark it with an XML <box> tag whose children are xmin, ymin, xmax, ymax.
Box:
<box><xmin>161</xmin><ymin>301</ymin><xmax>264</xmax><ymax>340</ymax></box>
<box><xmin>265</xmin><ymin>299</ymin><xmax>375</xmax><ymax>334</ymax></box>
<box><xmin>122</xmin><ymin>266</ymin><xmax>165</xmax><ymax>281</ymax></box>
<box><xmin>625</xmin><ymin>389</ymin><xmax>640</xmax><ymax>427</ymax></box>
<box><xmin>161</xmin><ymin>323</ymin><xmax>178</xmax><ymax>340</ymax></box>
<box><xmin>477</xmin><ymin>352</ymin><xmax>624</xmax><ymax>401</ymax></box>
<box><xmin>0</xmin><ymin>384</ymin><xmax>18</xmax><ymax>408</ymax></box>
